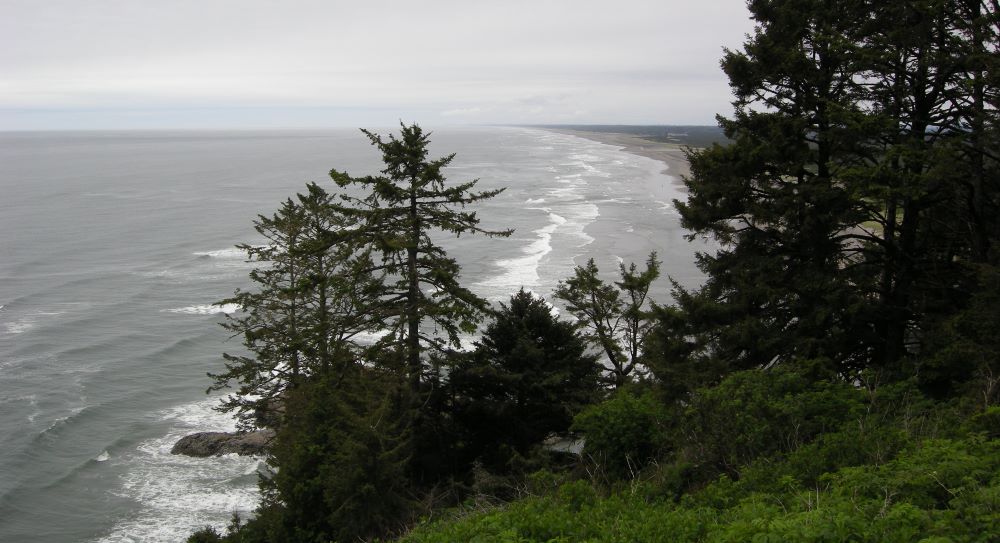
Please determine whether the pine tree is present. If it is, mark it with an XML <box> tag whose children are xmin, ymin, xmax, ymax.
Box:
<box><xmin>554</xmin><ymin>253</ymin><xmax>660</xmax><ymax>387</ymax></box>
<box><xmin>208</xmin><ymin>182</ymin><xmax>382</xmax><ymax>430</ymax></box>
<box><xmin>257</xmin><ymin>368</ymin><xmax>414</xmax><ymax>543</ymax></box>
<box><xmin>329</xmin><ymin>123</ymin><xmax>512</xmax><ymax>395</ymax></box>
<box><xmin>665</xmin><ymin>0</ymin><xmax>1000</xmax><ymax>381</ymax></box>
<box><xmin>450</xmin><ymin>289</ymin><xmax>599</xmax><ymax>468</ymax></box>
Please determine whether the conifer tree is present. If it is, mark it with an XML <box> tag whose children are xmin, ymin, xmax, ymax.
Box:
<box><xmin>667</xmin><ymin>0</ymin><xmax>1000</xmax><ymax>380</ymax></box>
<box><xmin>257</xmin><ymin>368</ymin><xmax>413</xmax><ymax>543</ymax></box>
<box><xmin>209</xmin><ymin>182</ymin><xmax>382</xmax><ymax>430</ymax></box>
<box><xmin>450</xmin><ymin>289</ymin><xmax>599</xmax><ymax>467</ymax></box>
<box><xmin>329</xmin><ymin>123</ymin><xmax>512</xmax><ymax>395</ymax></box>
<box><xmin>554</xmin><ymin>253</ymin><xmax>660</xmax><ymax>387</ymax></box>
<box><xmin>674</xmin><ymin>0</ymin><xmax>875</xmax><ymax>374</ymax></box>
<box><xmin>851</xmin><ymin>0</ymin><xmax>1000</xmax><ymax>368</ymax></box>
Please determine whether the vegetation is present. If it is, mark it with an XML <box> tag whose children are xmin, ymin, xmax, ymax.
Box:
<box><xmin>669</xmin><ymin>0</ymin><xmax>1000</xmax><ymax>381</ymax></box>
<box><xmin>191</xmin><ymin>1</ymin><xmax>999</xmax><ymax>541</ymax></box>
<box><xmin>399</xmin><ymin>432</ymin><xmax>1000</xmax><ymax>542</ymax></box>
<box><xmin>537</xmin><ymin>124</ymin><xmax>731</xmax><ymax>147</ymax></box>
<box><xmin>554</xmin><ymin>254</ymin><xmax>660</xmax><ymax>387</ymax></box>
<box><xmin>208</xmin><ymin>183</ymin><xmax>381</xmax><ymax>431</ymax></box>
<box><xmin>449</xmin><ymin>289</ymin><xmax>599</xmax><ymax>473</ymax></box>
<box><xmin>329</xmin><ymin>125</ymin><xmax>512</xmax><ymax>398</ymax></box>
<box><xmin>203</xmin><ymin>123</ymin><xmax>519</xmax><ymax>542</ymax></box>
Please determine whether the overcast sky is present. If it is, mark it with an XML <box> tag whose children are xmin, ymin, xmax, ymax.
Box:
<box><xmin>0</xmin><ymin>0</ymin><xmax>753</xmax><ymax>130</ymax></box>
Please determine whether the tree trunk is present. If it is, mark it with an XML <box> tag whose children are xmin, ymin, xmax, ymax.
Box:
<box><xmin>407</xmin><ymin>182</ymin><xmax>421</xmax><ymax>395</ymax></box>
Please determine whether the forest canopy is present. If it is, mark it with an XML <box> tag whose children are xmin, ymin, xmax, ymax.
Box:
<box><xmin>190</xmin><ymin>2</ymin><xmax>1000</xmax><ymax>541</ymax></box>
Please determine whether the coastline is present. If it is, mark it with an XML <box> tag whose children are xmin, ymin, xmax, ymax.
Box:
<box><xmin>540</xmin><ymin>128</ymin><xmax>692</xmax><ymax>188</ymax></box>
<box><xmin>533</xmin><ymin>126</ymin><xmax>707</xmax><ymax>297</ymax></box>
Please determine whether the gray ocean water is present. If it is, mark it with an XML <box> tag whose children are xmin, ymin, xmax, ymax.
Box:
<box><xmin>0</xmin><ymin>127</ymin><xmax>704</xmax><ymax>542</ymax></box>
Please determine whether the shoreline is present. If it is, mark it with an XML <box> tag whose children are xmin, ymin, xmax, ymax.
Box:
<box><xmin>531</xmin><ymin>127</ymin><xmax>706</xmax><ymax>297</ymax></box>
<box><xmin>539</xmin><ymin>128</ymin><xmax>692</xmax><ymax>189</ymax></box>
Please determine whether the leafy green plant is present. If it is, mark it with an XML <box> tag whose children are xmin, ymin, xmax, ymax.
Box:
<box><xmin>677</xmin><ymin>365</ymin><xmax>865</xmax><ymax>480</ymax></box>
<box><xmin>572</xmin><ymin>388</ymin><xmax>667</xmax><ymax>480</ymax></box>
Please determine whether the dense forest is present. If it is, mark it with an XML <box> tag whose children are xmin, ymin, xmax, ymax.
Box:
<box><xmin>533</xmin><ymin>125</ymin><xmax>730</xmax><ymax>148</ymax></box>
<box><xmin>189</xmin><ymin>1</ymin><xmax>999</xmax><ymax>541</ymax></box>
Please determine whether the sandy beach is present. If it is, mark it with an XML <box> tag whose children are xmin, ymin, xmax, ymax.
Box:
<box><xmin>543</xmin><ymin>128</ymin><xmax>692</xmax><ymax>188</ymax></box>
<box><xmin>537</xmin><ymin>127</ymin><xmax>710</xmax><ymax>297</ymax></box>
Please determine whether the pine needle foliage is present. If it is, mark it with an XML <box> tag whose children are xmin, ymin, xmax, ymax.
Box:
<box><xmin>209</xmin><ymin>182</ymin><xmax>384</xmax><ymax>431</ymax></box>
<box><xmin>329</xmin><ymin>123</ymin><xmax>513</xmax><ymax>394</ymax></box>
<box><xmin>554</xmin><ymin>253</ymin><xmax>660</xmax><ymax>387</ymax></box>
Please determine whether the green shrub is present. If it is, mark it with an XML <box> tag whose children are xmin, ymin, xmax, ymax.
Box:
<box><xmin>678</xmin><ymin>364</ymin><xmax>865</xmax><ymax>479</ymax></box>
<box><xmin>964</xmin><ymin>406</ymin><xmax>1000</xmax><ymax>438</ymax></box>
<box><xmin>398</xmin><ymin>434</ymin><xmax>999</xmax><ymax>543</ymax></box>
<box><xmin>185</xmin><ymin>527</ymin><xmax>223</xmax><ymax>543</ymax></box>
<box><xmin>571</xmin><ymin>388</ymin><xmax>667</xmax><ymax>480</ymax></box>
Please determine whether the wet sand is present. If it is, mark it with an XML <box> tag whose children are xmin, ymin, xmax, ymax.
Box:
<box><xmin>542</xmin><ymin>128</ymin><xmax>692</xmax><ymax>188</ymax></box>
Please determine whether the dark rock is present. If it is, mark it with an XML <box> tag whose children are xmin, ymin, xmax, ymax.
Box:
<box><xmin>171</xmin><ymin>429</ymin><xmax>275</xmax><ymax>457</ymax></box>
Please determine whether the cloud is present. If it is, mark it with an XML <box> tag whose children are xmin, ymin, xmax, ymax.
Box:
<box><xmin>0</xmin><ymin>0</ymin><xmax>753</xmax><ymax>129</ymax></box>
<box><xmin>441</xmin><ymin>107</ymin><xmax>487</xmax><ymax>117</ymax></box>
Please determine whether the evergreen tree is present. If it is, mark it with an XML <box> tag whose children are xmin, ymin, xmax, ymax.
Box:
<box><xmin>208</xmin><ymin>182</ymin><xmax>382</xmax><ymax>430</ymax></box>
<box><xmin>450</xmin><ymin>289</ymin><xmax>599</xmax><ymax>469</ymax></box>
<box><xmin>663</xmin><ymin>0</ymin><xmax>999</xmax><ymax>383</ymax></box>
<box><xmin>851</xmin><ymin>0</ymin><xmax>1000</xmax><ymax>368</ymax></box>
<box><xmin>554</xmin><ymin>254</ymin><xmax>660</xmax><ymax>387</ymax></box>
<box><xmin>204</xmin><ymin>124</ymin><xmax>517</xmax><ymax>538</ymax></box>
<box><xmin>256</xmin><ymin>368</ymin><xmax>414</xmax><ymax>543</ymax></box>
<box><xmin>673</xmin><ymin>0</ymin><xmax>875</xmax><ymax>375</ymax></box>
<box><xmin>948</xmin><ymin>0</ymin><xmax>1000</xmax><ymax>264</ymax></box>
<box><xmin>329</xmin><ymin>123</ymin><xmax>512</xmax><ymax>395</ymax></box>
<box><xmin>642</xmin><ymin>282</ymin><xmax>731</xmax><ymax>401</ymax></box>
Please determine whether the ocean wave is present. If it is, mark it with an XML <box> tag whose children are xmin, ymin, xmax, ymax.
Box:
<box><xmin>560</xmin><ymin>159</ymin><xmax>608</xmax><ymax>178</ymax></box>
<box><xmin>556</xmin><ymin>202</ymin><xmax>599</xmax><ymax>249</ymax></box>
<box><xmin>478</xmin><ymin>212</ymin><xmax>564</xmax><ymax>289</ymax></box>
<box><xmin>136</xmin><ymin>269</ymin><xmax>245</xmax><ymax>282</ymax></box>
<box><xmin>93</xmin><ymin>398</ymin><xmax>260</xmax><ymax>543</ymax></box>
<box><xmin>548</xmin><ymin>186</ymin><xmax>581</xmax><ymax>200</ymax></box>
<box><xmin>163</xmin><ymin>304</ymin><xmax>240</xmax><ymax>315</ymax></box>
<box><xmin>656</xmin><ymin>200</ymin><xmax>679</xmax><ymax>214</ymax></box>
<box><xmin>4</xmin><ymin>319</ymin><xmax>32</xmax><ymax>334</ymax></box>
<box><xmin>3</xmin><ymin>310</ymin><xmax>67</xmax><ymax>335</ymax></box>
<box><xmin>525</xmin><ymin>198</ymin><xmax>546</xmax><ymax>204</ymax></box>
<box><xmin>30</xmin><ymin>404</ymin><xmax>91</xmax><ymax>447</ymax></box>
<box><xmin>442</xmin><ymin>162</ymin><xmax>499</xmax><ymax>170</ymax></box>
<box><xmin>192</xmin><ymin>245</ymin><xmax>267</xmax><ymax>259</ymax></box>
<box><xmin>160</xmin><ymin>397</ymin><xmax>239</xmax><ymax>432</ymax></box>
<box><xmin>193</xmin><ymin>248</ymin><xmax>248</xmax><ymax>259</ymax></box>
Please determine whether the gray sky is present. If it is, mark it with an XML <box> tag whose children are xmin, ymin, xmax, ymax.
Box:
<box><xmin>0</xmin><ymin>0</ymin><xmax>753</xmax><ymax>130</ymax></box>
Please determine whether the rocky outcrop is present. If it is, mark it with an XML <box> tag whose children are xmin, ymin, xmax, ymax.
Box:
<box><xmin>171</xmin><ymin>429</ymin><xmax>275</xmax><ymax>457</ymax></box>
<box><xmin>543</xmin><ymin>433</ymin><xmax>585</xmax><ymax>456</ymax></box>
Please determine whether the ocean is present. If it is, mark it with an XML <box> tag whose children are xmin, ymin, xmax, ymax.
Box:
<box><xmin>0</xmin><ymin>127</ymin><xmax>705</xmax><ymax>542</ymax></box>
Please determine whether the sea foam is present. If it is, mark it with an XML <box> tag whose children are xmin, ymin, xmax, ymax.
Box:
<box><xmin>2</xmin><ymin>310</ymin><xmax>67</xmax><ymax>335</ymax></box>
<box><xmin>478</xmin><ymin>212</ymin><xmax>565</xmax><ymax>291</ymax></box>
<box><xmin>93</xmin><ymin>398</ymin><xmax>261</xmax><ymax>543</ymax></box>
<box><xmin>164</xmin><ymin>304</ymin><xmax>240</xmax><ymax>315</ymax></box>
<box><xmin>193</xmin><ymin>248</ymin><xmax>248</xmax><ymax>259</ymax></box>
